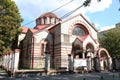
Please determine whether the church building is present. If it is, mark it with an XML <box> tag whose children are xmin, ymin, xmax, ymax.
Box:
<box><xmin>1</xmin><ymin>12</ymin><xmax>112</xmax><ymax>73</ymax></box>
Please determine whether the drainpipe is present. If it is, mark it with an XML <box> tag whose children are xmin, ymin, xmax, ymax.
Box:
<box><xmin>32</xmin><ymin>36</ymin><xmax>34</xmax><ymax>69</ymax></box>
<box><xmin>52</xmin><ymin>33</ymin><xmax>55</xmax><ymax>68</ymax></box>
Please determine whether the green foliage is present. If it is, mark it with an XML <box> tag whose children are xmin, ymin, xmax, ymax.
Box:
<box><xmin>99</xmin><ymin>27</ymin><xmax>120</xmax><ymax>58</ymax></box>
<box><xmin>0</xmin><ymin>0</ymin><xmax>23</xmax><ymax>55</ymax></box>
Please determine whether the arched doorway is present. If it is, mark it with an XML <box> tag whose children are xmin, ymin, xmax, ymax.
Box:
<box><xmin>86</xmin><ymin>43</ymin><xmax>94</xmax><ymax>71</ymax></box>
<box><xmin>73</xmin><ymin>44</ymin><xmax>83</xmax><ymax>59</ymax></box>
<box><xmin>98</xmin><ymin>48</ymin><xmax>112</xmax><ymax>71</ymax></box>
<box><xmin>39</xmin><ymin>39</ymin><xmax>51</xmax><ymax>69</ymax></box>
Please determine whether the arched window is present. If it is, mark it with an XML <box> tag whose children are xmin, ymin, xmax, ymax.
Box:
<box><xmin>44</xmin><ymin>17</ymin><xmax>47</xmax><ymax>24</ymax></box>
<box><xmin>86</xmin><ymin>43</ymin><xmax>94</xmax><ymax>53</ymax></box>
<box><xmin>72</xmin><ymin>25</ymin><xmax>87</xmax><ymax>37</ymax></box>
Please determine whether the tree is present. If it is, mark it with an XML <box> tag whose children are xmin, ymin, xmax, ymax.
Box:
<box><xmin>99</xmin><ymin>27</ymin><xmax>120</xmax><ymax>58</ymax></box>
<box><xmin>0</xmin><ymin>0</ymin><xmax>23</xmax><ymax>55</ymax></box>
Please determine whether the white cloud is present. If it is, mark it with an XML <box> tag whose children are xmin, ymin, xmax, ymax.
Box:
<box><xmin>12</xmin><ymin>0</ymin><xmax>112</xmax><ymax>27</ymax></box>
<box><xmin>100</xmin><ymin>25</ymin><xmax>115</xmax><ymax>31</ymax></box>
<box><xmin>86</xmin><ymin>0</ymin><xmax>112</xmax><ymax>13</ymax></box>
<box><xmin>94</xmin><ymin>23</ymin><xmax>100</xmax><ymax>28</ymax></box>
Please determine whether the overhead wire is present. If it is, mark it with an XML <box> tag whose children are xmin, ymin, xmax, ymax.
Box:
<box><xmin>22</xmin><ymin>0</ymin><xmax>92</xmax><ymax>26</ymax></box>
<box><xmin>22</xmin><ymin>0</ymin><xmax>74</xmax><ymax>26</ymax></box>
<box><xmin>60</xmin><ymin>5</ymin><xmax>83</xmax><ymax>19</ymax></box>
<box><xmin>60</xmin><ymin>0</ymin><xmax>91</xmax><ymax>19</ymax></box>
<box><xmin>51</xmin><ymin>0</ymin><xmax>74</xmax><ymax>12</ymax></box>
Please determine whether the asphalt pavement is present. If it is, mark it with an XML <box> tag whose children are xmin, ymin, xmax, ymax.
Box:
<box><xmin>0</xmin><ymin>69</ymin><xmax>120</xmax><ymax>80</ymax></box>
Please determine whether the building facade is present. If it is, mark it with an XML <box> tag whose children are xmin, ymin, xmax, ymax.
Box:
<box><xmin>1</xmin><ymin>12</ymin><xmax>112</xmax><ymax>72</ymax></box>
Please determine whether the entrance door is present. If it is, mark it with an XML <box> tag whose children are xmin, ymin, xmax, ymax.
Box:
<box><xmin>72</xmin><ymin>41</ymin><xmax>87</xmax><ymax>71</ymax></box>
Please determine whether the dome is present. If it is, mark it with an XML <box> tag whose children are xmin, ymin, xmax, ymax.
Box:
<box><xmin>39</xmin><ymin>12</ymin><xmax>58</xmax><ymax>18</ymax></box>
<box><xmin>35</xmin><ymin>12</ymin><xmax>60</xmax><ymax>27</ymax></box>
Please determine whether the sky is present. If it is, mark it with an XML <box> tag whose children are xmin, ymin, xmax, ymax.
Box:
<box><xmin>12</xmin><ymin>0</ymin><xmax>120</xmax><ymax>31</ymax></box>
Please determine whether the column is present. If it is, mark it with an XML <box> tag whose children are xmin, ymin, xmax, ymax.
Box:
<box><xmin>0</xmin><ymin>56</ymin><xmax>2</xmax><ymax>66</ymax></box>
<box><xmin>87</xmin><ymin>57</ymin><xmax>92</xmax><ymax>71</ymax></box>
<box><xmin>112</xmin><ymin>56</ymin><xmax>118</xmax><ymax>71</ymax></box>
<box><xmin>45</xmin><ymin>53</ymin><xmax>50</xmax><ymax>71</ymax></box>
<box><xmin>47</xmin><ymin>17</ymin><xmax>50</xmax><ymax>24</ymax></box>
<box><xmin>11</xmin><ymin>52</ymin><xmax>14</xmax><ymax>71</ymax></box>
<box><xmin>3</xmin><ymin>55</ymin><xmax>6</xmax><ymax>67</ymax></box>
<box><xmin>51</xmin><ymin>18</ymin><xmax>55</xmax><ymax>24</ymax></box>
<box><xmin>13</xmin><ymin>49</ymin><xmax>20</xmax><ymax>71</ymax></box>
<box><xmin>68</xmin><ymin>54</ymin><xmax>74</xmax><ymax>72</ymax></box>
<box><xmin>82</xmin><ymin>50</ymin><xmax>86</xmax><ymax>59</ymax></box>
<box><xmin>93</xmin><ymin>56</ymin><xmax>100</xmax><ymax>72</ymax></box>
<box><xmin>3</xmin><ymin>55</ymin><xmax>6</xmax><ymax>68</ymax></box>
<box><xmin>9</xmin><ymin>53</ymin><xmax>11</xmax><ymax>69</ymax></box>
<box><xmin>6</xmin><ymin>54</ymin><xmax>9</xmax><ymax>68</ymax></box>
<box><xmin>107</xmin><ymin>57</ymin><xmax>112</xmax><ymax>70</ymax></box>
<box><xmin>41</xmin><ymin>18</ymin><xmax>44</xmax><ymax>24</ymax></box>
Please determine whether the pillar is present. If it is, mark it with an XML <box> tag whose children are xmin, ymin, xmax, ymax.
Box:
<box><xmin>6</xmin><ymin>54</ymin><xmax>9</xmax><ymax>69</ymax></box>
<box><xmin>68</xmin><ymin>54</ymin><xmax>74</xmax><ymax>72</ymax></box>
<box><xmin>47</xmin><ymin>17</ymin><xmax>50</xmax><ymax>24</ymax></box>
<box><xmin>0</xmin><ymin>56</ymin><xmax>2</xmax><ymax>66</ymax></box>
<box><xmin>41</xmin><ymin>18</ymin><xmax>44</xmax><ymax>24</ymax></box>
<box><xmin>8</xmin><ymin>53</ymin><xmax>12</xmax><ymax>69</ymax></box>
<box><xmin>93</xmin><ymin>56</ymin><xmax>100</xmax><ymax>72</ymax></box>
<box><xmin>112</xmin><ymin>56</ymin><xmax>118</xmax><ymax>71</ymax></box>
<box><xmin>82</xmin><ymin>50</ymin><xmax>86</xmax><ymax>59</ymax></box>
<box><xmin>87</xmin><ymin>57</ymin><xmax>92</xmax><ymax>71</ymax></box>
<box><xmin>45</xmin><ymin>53</ymin><xmax>50</xmax><ymax>71</ymax></box>
<box><xmin>3</xmin><ymin>54</ymin><xmax>6</xmax><ymax>68</ymax></box>
<box><xmin>11</xmin><ymin>53</ymin><xmax>14</xmax><ymax>71</ymax></box>
<box><xmin>2</xmin><ymin>55</ymin><xmax>5</xmax><ymax>67</ymax></box>
<box><xmin>107</xmin><ymin>57</ymin><xmax>112</xmax><ymax>71</ymax></box>
<box><xmin>13</xmin><ymin>49</ymin><xmax>20</xmax><ymax>71</ymax></box>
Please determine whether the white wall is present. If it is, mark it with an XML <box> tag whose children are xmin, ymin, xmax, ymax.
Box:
<box><xmin>61</xmin><ymin>14</ymin><xmax>98</xmax><ymax>40</ymax></box>
<box><xmin>18</xmin><ymin>33</ymin><xmax>26</xmax><ymax>46</ymax></box>
<box><xmin>34</xmin><ymin>30</ymin><xmax>52</xmax><ymax>44</ymax></box>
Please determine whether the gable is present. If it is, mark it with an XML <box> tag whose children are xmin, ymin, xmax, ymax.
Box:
<box><xmin>34</xmin><ymin>30</ymin><xmax>52</xmax><ymax>44</ymax></box>
<box><xmin>83</xmin><ymin>35</ymin><xmax>98</xmax><ymax>49</ymax></box>
<box><xmin>62</xmin><ymin>13</ymin><xmax>97</xmax><ymax>32</ymax></box>
<box><xmin>60</xmin><ymin>13</ymin><xmax>98</xmax><ymax>40</ymax></box>
<box><xmin>23</xmin><ymin>29</ymin><xmax>33</xmax><ymax>42</ymax></box>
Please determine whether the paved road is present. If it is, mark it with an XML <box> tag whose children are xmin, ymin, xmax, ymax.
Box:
<box><xmin>0</xmin><ymin>70</ymin><xmax>120</xmax><ymax>80</ymax></box>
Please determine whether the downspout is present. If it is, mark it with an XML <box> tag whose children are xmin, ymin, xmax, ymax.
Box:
<box><xmin>52</xmin><ymin>33</ymin><xmax>55</xmax><ymax>68</ymax></box>
<box><xmin>32</xmin><ymin>36</ymin><xmax>34</xmax><ymax>69</ymax></box>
